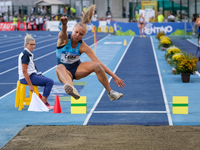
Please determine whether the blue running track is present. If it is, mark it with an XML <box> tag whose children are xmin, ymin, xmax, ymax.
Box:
<box><xmin>1</xmin><ymin>31</ymin><xmax>200</xmax><ymax>148</ymax></box>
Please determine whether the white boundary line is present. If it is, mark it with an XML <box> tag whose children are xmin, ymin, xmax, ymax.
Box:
<box><xmin>150</xmin><ymin>36</ymin><xmax>173</xmax><ymax>126</ymax></box>
<box><xmin>186</xmin><ymin>39</ymin><xmax>200</xmax><ymax>76</ymax></box>
<box><xmin>187</xmin><ymin>39</ymin><xmax>200</xmax><ymax>48</ymax></box>
<box><xmin>0</xmin><ymin>37</ymin><xmax>58</xmax><ymax>54</ymax></box>
<box><xmin>94</xmin><ymin>111</ymin><xmax>167</xmax><ymax>113</ymax></box>
<box><xmin>83</xmin><ymin>36</ymin><xmax>134</xmax><ymax>125</ymax></box>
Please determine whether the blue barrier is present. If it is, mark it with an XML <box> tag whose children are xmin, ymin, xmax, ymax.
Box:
<box><xmin>89</xmin><ymin>21</ymin><xmax>194</xmax><ymax>36</ymax></box>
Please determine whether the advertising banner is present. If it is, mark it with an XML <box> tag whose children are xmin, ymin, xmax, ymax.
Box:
<box><xmin>46</xmin><ymin>21</ymin><xmax>77</xmax><ymax>31</ymax></box>
<box><xmin>0</xmin><ymin>22</ymin><xmax>14</xmax><ymax>31</ymax></box>
<box><xmin>17</xmin><ymin>22</ymin><xmax>26</xmax><ymax>31</ymax></box>
<box><xmin>115</xmin><ymin>22</ymin><xmax>194</xmax><ymax>36</ymax></box>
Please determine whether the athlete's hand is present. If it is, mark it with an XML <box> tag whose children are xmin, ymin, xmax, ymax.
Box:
<box><xmin>114</xmin><ymin>77</ymin><xmax>125</xmax><ymax>89</ymax></box>
<box><xmin>60</xmin><ymin>16</ymin><xmax>68</xmax><ymax>25</ymax></box>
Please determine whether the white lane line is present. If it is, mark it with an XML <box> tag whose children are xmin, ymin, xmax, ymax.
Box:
<box><xmin>0</xmin><ymin>42</ymin><xmax>56</xmax><ymax>62</ymax></box>
<box><xmin>187</xmin><ymin>39</ymin><xmax>200</xmax><ymax>47</ymax></box>
<box><xmin>83</xmin><ymin>36</ymin><xmax>134</xmax><ymax>125</ymax></box>
<box><xmin>186</xmin><ymin>39</ymin><xmax>200</xmax><ymax>76</ymax></box>
<box><xmin>0</xmin><ymin>35</ymin><xmax>94</xmax><ymax>62</ymax></box>
<box><xmin>0</xmin><ymin>66</ymin><xmax>18</xmax><ymax>76</ymax></box>
<box><xmin>93</xmin><ymin>111</ymin><xmax>167</xmax><ymax>113</ymax></box>
<box><xmin>150</xmin><ymin>36</ymin><xmax>173</xmax><ymax>126</ymax></box>
<box><xmin>0</xmin><ymin>36</ymin><xmax>44</xmax><ymax>48</ymax></box>
<box><xmin>0</xmin><ymin>36</ymin><xmax>23</xmax><ymax>42</ymax></box>
<box><xmin>0</xmin><ymin>37</ymin><xmax>24</xmax><ymax>45</ymax></box>
<box><xmin>0</xmin><ymin>43</ymin><xmax>56</xmax><ymax>75</ymax></box>
<box><xmin>0</xmin><ymin>83</ymin><xmax>17</xmax><ymax>84</ymax></box>
<box><xmin>0</xmin><ymin>37</ymin><xmax>58</xmax><ymax>54</ymax></box>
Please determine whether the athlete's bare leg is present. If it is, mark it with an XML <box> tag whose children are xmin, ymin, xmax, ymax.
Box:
<box><xmin>56</xmin><ymin>64</ymin><xmax>74</xmax><ymax>86</ymax></box>
<box><xmin>75</xmin><ymin>61</ymin><xmax>112</xmax><ymax>93</ymax></box>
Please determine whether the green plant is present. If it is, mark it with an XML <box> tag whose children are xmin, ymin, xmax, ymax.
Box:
<box><xmin>175</xmin><ymin>53</ymin><xmax>199</xmax><ymax>74</ymax></box>
<box><xmin>169</xmin><ymin>53</ymin><xmax>185</xmax><ymax>67</ymax></box>
<box><xmin>158</xmin><ymin>37</ymin><xmax>173</xmax><ymax>49</ymax></box>
<box><xmin>156</xmin><ymin>31</ymin><xmax>165</xmax><ymax>40</ymax></box>
<box><xmin>164</xmin><ymin>46</ymin><xmax>182</xmax><ymax>60</ymax></box>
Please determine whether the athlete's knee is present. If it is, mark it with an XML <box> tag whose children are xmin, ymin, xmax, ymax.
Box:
<box><xmin>92</xmin><ymin>62</ymin><xmax>103</xmax><ymax>72</ymax></box>
<box><xmin>56</xmin><ymin>64</ymin><xmax>65</xmax><ymax>72</ymax></box>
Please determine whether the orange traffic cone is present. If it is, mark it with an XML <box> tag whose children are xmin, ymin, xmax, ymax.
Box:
<box><xmin>53</xmin><ymin>95</ymin><xmax>62</xmax><ymax>113</ymax></box>
<box><xmin>39</xmin><ymin>93</ymin><xmax>42</xmax><ymax>100</ymax></box>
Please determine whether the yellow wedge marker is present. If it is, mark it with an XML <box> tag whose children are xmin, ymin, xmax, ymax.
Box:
<box><xmin>172</xmin><ymin>96</ymin><xmax>188</xmax><ymax>114</ymax></box>
<box><xmin>109</xmin><ymin>26</ymin><xmax>114</xmax><ymax>33</ymax></box>
<box><xmin>97</xmin><ymin>26</ymin><xmax>102</xmax><ymax>32</ymax></box>
<box><xmin>71</xmin><ymin>96</ymin><xmax>87</xmax><ymax>114</ymax></box>
<box><xmin>104</xmin><ymin>26</ymin><xmax>108</xmax><ymax>33</ymax></box>
<box><xmin>124</xmin><ymin>39</ymin><xmax>127</xmax><ymax>46</ymax></box>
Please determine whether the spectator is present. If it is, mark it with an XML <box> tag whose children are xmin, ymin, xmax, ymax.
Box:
<box><xmin>31</xmin><ymin>7</ymin><xmax>35</xmax><ymax>15</ymax></box>
<box><xmin>123</xmin><ymin>7</ymin><xmax>126</xmax><ymax>18</ymax></box>
<box><xmin>24</xmin><ymin>6</ymin><xmax>28</xmax><ymax>15</ymax></box>
<box><xmin>63</xmin><ymin>6</ymin><xmax>66</xmax><ymax>15</ymax></box>
<box><xmin>39</xmin><ymin>15</ymin><xmax>43</xmax><ymax>30</ymax></box>
<box><xmin>60</xmin><ymin>6</ymin><xmax>63</xmax><ymax>15</ymax></box>
<box><xmin>18</xmin><ymin>7</ymin><xmax>22</xmax><ymax>15</ymax></box>
<box><xmin>168</xmin><ymin>12</ymin><xmax>175</xmax><ymax>22</ymax></box>
<box><xmin>106</xmin><ymin>7</ymin><xmax>112</xmax><ymax>16</ymax></box>
<box><xmin>3</xmin><ymin>14</ymin><xmax>8</xmax><ymax>22</ymax></box>
<box><xmin>0</xmin><ymin>6</ymin><xmax>5</xmax><ymax>16</ymax></box>
<box><xmin>26</xmin><ymin>16</ymin><xmax>30</xmax><ymax>30</ymax></box>
<box><xmin>67</xmin><ymin>7</ymin><xmax>71</xmax><ymax>19</ymax></box>
<box><xmin>70</xmin><ymin>6</ymin><xmax>76</xmax><ymax>19</ymax></box>
<box><xmin>35</xmin><ymin>16</ymin><xmax>39</xmax><ymax>30</ymax></box>
<box><xmin>92</xmin><ymin>10</ymin><xmax>98</xmax><ymax>21</ymax></box>
<box><xmin>106</xmin><ymin>13</ymin><xmax>111</xmax><ymax>26</ymax></box>
<box><xmin>9</xmin><ymin>15</ymin><xmax>13</xmax><ymax>22</ymax></box>
<box><xmin>18</xmin><ymin>34</ymin><xmax>54</xmax><ymax>110</ymax></box>
<box><xmin>135</xmin><ymin>11</ymin><xmax>139</xmax><ymax>21</ymax></box>
<box><xmin>157</xmin><ymin>12</ymin><xmax>164</xmax><ymax>22</ymax></box>
<box><xmin>192</xmin><ymin>14</ymin><xmax>197</xmax><ymax>22</ymax></box>
<box><xmin>13</xmin><ymin>15</ymin><xmax>18</xmax><ymax>30</ymax></box>
<box><xmin>30</xmin><ymin>15</ymin><xmax>34</xmax><ymax>30</ymax></box>
<box><xmin>195</xmin><ymin>14</ymin><xmax>200</xmax><ymax>33</ymax></box>
<box><xmin>83</xmin><ymin>6</ymin><xmax>87</xmax><ymax>13</ymax></box>
<box><xmin>37</xmin><ymin>6</ymin><xmax>41</xmax><ymax>15</ymax></box>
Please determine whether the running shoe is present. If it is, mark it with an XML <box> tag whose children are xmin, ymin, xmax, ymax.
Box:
<box><xmin>143</xmin><ymin>35</ymin><xmax>145</xmax><ymax>37</ymax></box>
<box><xmin>108</xmin><ymin>90</ymin><xmax>123</xmax><ymax>101</ymax></box>
<box><xmin>64</xmin><ymin>83</ymin><xmax>80</xmax><ymax>99</ymax></box>
<box><xmin>45</xmin><ymin>102</ymin><xmax>54</xmax><ymax>110</ymax></box>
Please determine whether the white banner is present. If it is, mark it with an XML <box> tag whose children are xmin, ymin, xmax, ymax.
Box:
<box><xmin>46</xmin><ymin>21</ymin><xmax>77</xmax><ymax>31</ymax></box>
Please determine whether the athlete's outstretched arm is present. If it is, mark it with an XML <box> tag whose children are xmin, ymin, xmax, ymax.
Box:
<box><xmin>80</xmin><ymin>41</ymin><xmax>125</xmax><ymax>88</ymax></box>
<box><xmin>57</xmin><ymin>16</ymin><xmax>69</xmax><ymax>47</ymax></box>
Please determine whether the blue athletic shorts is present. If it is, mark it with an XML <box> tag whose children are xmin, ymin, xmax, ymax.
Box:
<box><xmin>59</xmin><ymin>60</ymin><xmax>81</xmax><ymax>79</ymax></box>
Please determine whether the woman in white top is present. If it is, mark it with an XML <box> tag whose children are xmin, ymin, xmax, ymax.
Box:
<box><xmin>18</xmin><ymin>34</ymin><xmax>54</xmax><ymax>110</ymax></box>
<box><xmin>137</xmin><ymin>13</ymin><xmax>145</xmax><ymax>37</ymax></box>
<box><xmin>92</xmin><ymin>10</ymin><xmax>98</xmax><ymax>21</ymax></box>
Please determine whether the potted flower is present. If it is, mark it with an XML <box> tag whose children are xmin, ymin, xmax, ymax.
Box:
<box><xmin>158</xmin><ymin>37</ymin><xmax>173</xmax><ymax>50</ymax></box>
<box><xmin>170</xmin><ymin>53</ymin><xmax>185</xmax><ymax>74</ymax></box>
<box><xmin>156</xmin><ymin>31</ymin><xmax>165</xmax><ymax>40</ymax></box>
<box><xmin>165</xmin><ymin>46</ymin><xmax>182</xmax><ymax>64</ymax></box>
<box><xmin>175</xmin><ymin>53</ymin><xmax>199</xmax><ymax>82</ymax></box>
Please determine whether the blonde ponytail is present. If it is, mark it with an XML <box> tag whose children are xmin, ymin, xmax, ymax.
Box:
<box><xmin>81</xmin><ymin>5</ymin><xmax>95</xmax><ymax>24</ymax></box>
<box><xmin>74</xmin><ymin>5</ymin><xmax>95</xmax><ymax>32</ymax></box>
